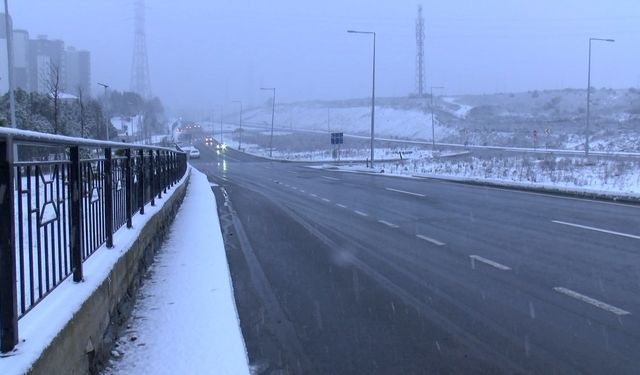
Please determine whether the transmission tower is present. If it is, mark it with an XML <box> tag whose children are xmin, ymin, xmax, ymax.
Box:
<box><xmin>130</xmin><ymin>0</ymin><xmax>151</xmax><ymax>98</ymax></box>
<box><xmin>415</xmin><ymin>5</ymin><xmax>425</xmax><ymax>97</ymax></box>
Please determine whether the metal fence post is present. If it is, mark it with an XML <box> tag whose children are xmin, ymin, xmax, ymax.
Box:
<box><xmin>162</xmin><ymin>151</ymin><xmax>168</xmax><ymax>194</ymax></box>
<box><xmin>104</xmin><ymin>148</ymin><xmax>114</xmax><ymax>248</ymax></box>
<box><xmin>0</xmin><ymin>138</ymin><xmax>18</xmax><ymax>353</ymax></box>
<box><xmin>169</xmin><ymin>153</ymin><xmax>174</xmax><ymax>187</ymax></box>
<box><xmin>157</xmin><ymin>151</ymin><xmax>163</xmax><ymax>200</ymax></box>
<box><xmin>137</xmin><ymin>149</ymin><xmax>145</xmax><ymax>215</ymax></box>
<box><xmin>148</xmin><ymin>149</ymin><xmax>155</xmax><ymax>206</ymax></box>
<box><xmin>125</xmin><ymin>149</ymin><xmax>133</xmax><ymax>228</ymax></box>
<box><xmin>69</xmin><ymin>146</ymin><xmax>83</xmax><ymax>282</ymax></box>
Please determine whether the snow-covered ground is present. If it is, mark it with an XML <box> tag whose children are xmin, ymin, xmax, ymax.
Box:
<box><xmin>111</xmin><ymin>115</ymin><xmax>144</xmax><ymax>138</ymax></box>
<box><xmin>319</xmin><ymin>155</ymin><xmax>640</xmax><ymax>196</ymax></box>
<box><xmin>442</xmin><ymin>96</ymin><xmax>473</xmax><ymax>119</ymax></box>
<box><xmin>242</xmin><ymin>103</ymin><xmax>454</xmax><ymax>142</ymax></box>
<box><xmin>221</xmin><ymin>88</ymin><xmax>640</xmax><ymax>152</ymax></box>
<box><xmin>103</xmin><ymin>168</ymin><xmax>249</xmax><ymax>375</ymax></box>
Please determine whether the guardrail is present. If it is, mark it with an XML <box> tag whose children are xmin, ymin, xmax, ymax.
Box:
<box><xmin>0</xmin><ymin>128</ymin><xmax>187</xmax><ymax>353</ymax></box>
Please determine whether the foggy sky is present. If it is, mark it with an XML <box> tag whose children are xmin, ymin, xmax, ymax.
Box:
<box><xmin>10</xmin><ymin>0</ymin><xmax>640</xmax><ymax>114</ymax></box>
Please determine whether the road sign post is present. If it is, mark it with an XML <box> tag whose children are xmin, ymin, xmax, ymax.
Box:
<box><xmin>331</xmin><ymin>132</ymin><xmax>344</xmax><ymax>161</ymax></box>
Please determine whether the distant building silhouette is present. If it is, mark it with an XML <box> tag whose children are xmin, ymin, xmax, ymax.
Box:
<box><xmin>0</xmin><ymin>13</ymin><xmax>91</xmax><ymax>96</ymax></box>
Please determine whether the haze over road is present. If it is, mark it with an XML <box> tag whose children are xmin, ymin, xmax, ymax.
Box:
<box><xmin>193</xmin><ymin>143</ymin><xmax>640</xmax><ymax>374</ymax></box>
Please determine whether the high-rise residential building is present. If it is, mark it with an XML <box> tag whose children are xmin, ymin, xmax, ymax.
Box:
<box><xmin>0</xmin><ymin>13</ymin><xmax>91</xmax><ymax>96</ymax></box>
<box><xmin>65</xmin><ymin>46</ymin><xmax>91</xmax><ymax>97</ymax></box>
<box><xmin>13</xmin><ymin>29</ymin><xmax>30</xmax><ymax>90</ymax></box>
<box><xmin>28</xmin><ymin>35</ymin><xmax>66</xmax><ymax>94</ymax></box>
<box><xmin>0</xmin><ymin>13</ymin><xmax>12</xmax><ymax>93</ymax></box>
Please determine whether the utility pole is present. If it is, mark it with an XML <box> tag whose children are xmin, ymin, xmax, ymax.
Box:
<box><xmin>415</xmin><ymin>5</ymin><xmax>425</xmax><ymax>97</ymax></box>
<box><xmin>585</xmin><ymin>37</ymin><xmax>614</xmax><ymax>157</ymax></box>
<box><xmin>260</xmin><ymin>87</ymin><xmax>276</xmax><ymax>157</ymax></box>
<box><xmin>131</xmin><ymin>0</ymin><xmax>151</xmax><ymax>98</ymax></box>
<box><xmin>232</xmin><ymin>101</ymin><xmax>243</xmax><ymax>150</ymax></box>
<box><xmin>220</xmin><ymin>106</ymin><xmax>223</xmax><ymax>145</ymax></box>
<box><xmin>430</xmin><ymin>86</ymin><xmax>444</xmax><ymax>151</ymax></box>
<box><xmin>97</xmin><ymin>83</ymin><xmax>109</xmax><ymax>140</ymax></box>
<box><xmin>4</xmin><ymin>0</ymin><xmax>16</xmax><ymax>129</ymax></box>
<box><xmin>347</xmin><ymin>30</ymin><xmax>376</xmax><ymax>168</ymax></box>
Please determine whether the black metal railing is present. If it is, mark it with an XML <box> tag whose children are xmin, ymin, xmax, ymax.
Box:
<box><xmin>0</xmin><ymin>128</ymin><xmax>187</xmax><ymax>353</ymax></box>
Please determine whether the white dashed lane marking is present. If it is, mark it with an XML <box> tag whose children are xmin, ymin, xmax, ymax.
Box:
<box><xmin>385</xmin><ymin>187</ymin><xmax>425</xmax><ymax>198</ymax></box>
<box><xmin>469</xmin><ymin>255</ymin><xmax>511</xmax><ymax>271</ymax></box>
<box><xmin>553</xmin><ymin>287</ymin><xmax>631</xmax><ymax>316</ymax></box>
<box><xmin>552</xmin><ymin>220</ymin><xmax>640</xmax><ymax>240</ymax></box>
<box><xmin>378</xmin><ymin>220</ymin><xmax>399</xmax><ymax>228</ymax></box>
<box><xmin>416</xmin><ymin>234</ymin><xmax>445</xmax><ymax>246</ymax></box>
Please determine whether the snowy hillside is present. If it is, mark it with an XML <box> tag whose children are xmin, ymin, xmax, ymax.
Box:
<box><xmin>229</xmin><ymin>88</ymin><xmax>640</xmax><ymax>152</ymax></box>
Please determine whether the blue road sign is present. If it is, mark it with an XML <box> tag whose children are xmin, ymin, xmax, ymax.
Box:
<box><xmin>331</xmin><ymin>132</ymin><xmax>343</xmax><ymax>145</ymax></box>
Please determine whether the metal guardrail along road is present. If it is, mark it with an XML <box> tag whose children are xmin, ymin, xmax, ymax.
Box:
<box><xmin>0</xmin><ymin>128</ymin><xmax>188</xmax><ymax>353</ymax></box>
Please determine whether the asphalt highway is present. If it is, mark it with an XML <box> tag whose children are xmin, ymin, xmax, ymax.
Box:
<box><xmin>191</xmin><ymin>143</ymin><xmax>640</xmax><ymax>375</ymax></box>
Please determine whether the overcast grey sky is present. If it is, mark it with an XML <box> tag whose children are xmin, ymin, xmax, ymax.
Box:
<box><xmin>10</xmin><ymin>0</ymin><xmax>640</xmax><ymax>114</ymax></box>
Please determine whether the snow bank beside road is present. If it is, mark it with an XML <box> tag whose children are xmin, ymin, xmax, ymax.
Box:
<box><xmin>316</xmin><ymin>154</ymin><xmax>640</xmax><ymax>198</ymax></box>
<box><xmin>104</xmin><ymin>168</ymin><xmax>249</xmax><ymax>375</ymax></box>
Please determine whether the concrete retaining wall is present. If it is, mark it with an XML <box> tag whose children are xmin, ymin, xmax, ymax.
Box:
<box><xmin>27</xmin><ymin>172</ymin><xmax>190</xmax><ymax>375</ymax></box>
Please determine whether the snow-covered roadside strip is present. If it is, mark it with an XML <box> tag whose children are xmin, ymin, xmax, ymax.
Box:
<box><xmin>309</xmin><ymin>165</ymin><xmax>640</xmax><ymax>205</ymax></box>
<box><xmin>104</xmin><ymin>168</ymin><xmax>249</xmax><ymax>375</ymax></box>
<box><xmin>414</xmin><ymin>173</ymin><xmax>640</xmax><ymax>204</ymax></box>
<box><xmin>1</xmin><ymin>169</ymin><xmax>190</xmax><ymax>375</ymax></box>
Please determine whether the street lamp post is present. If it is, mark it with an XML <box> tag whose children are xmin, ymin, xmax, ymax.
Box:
<box><xmin>232</xmin><ymin>100</ymin><xmax>243</xmax><ymax>150</ymax></box>
<box><xmin>348</xmin><ymin>29</ymin><xmax>376</xmax><ymax>168</ymax></box>
<box><xmin>260</xmin><ymin>87</ymin><xmax>276</xmax><ymax>157</ymax></box>
<box><xmin>97</xmin><ymin>82</ymin><xmax>109</xmax><ymax>140</ymax></box>
<box><xmin>220</xmin><ymin>106</ymin><xmax>224</xmax><ymax>145</ymax></box>
<box><xmin>430</xmin><ymin>86</ymin><xmax>444</xmax><ymax>151</ymax></box>
<box><xmin>4</xmin><ymin>0</ymin><xmax>16</xmax><ymax>129</ymax></box>
<box><xmin>585</xmin><ymin>37</ymin><xmax>614</xmax><ymax>157</ymax></box>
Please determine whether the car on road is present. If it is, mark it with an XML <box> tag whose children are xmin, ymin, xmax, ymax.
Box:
<box><xmin>216</xmin><ymin>143</ymin><xmax>227</xmax><ymax>151</ymax></box>
<box><xmin>177</xmin><ymin>144</ymin><xmax>200</xmax><ymax>159</ymax></box>
<box><xmin>188</xmin><ymin>147</ymin><xmax>200</xmax><ymax>159</ymax></box>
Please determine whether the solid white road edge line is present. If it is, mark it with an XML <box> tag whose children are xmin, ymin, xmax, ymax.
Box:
<box><xmin>385</xmin><ymin>187</ymin><xmax>425</xmax><ymax>197</ymax></box>
<box><xmin>469</xmin><ymin>255</ymin><xmax>511</xmax><ymax>271</ymax></box>
<box><xmin>378</xmin><ymin>220</ymin><xmax>399</xmax><ymax>228</ymax></box>
<box><xmin>552</xmin><ymin>220</ymin><xmax>640</xmax><ymax>240</ymax></box>
<box><xmin>416</xmin><ymin>234</ymin><xmax>445</xmax><ymax>246</ymax></box>
<box><xmin>553</xmin><ymin>287</ymin><xmax>631</xmax><ymax>316</ymax></box>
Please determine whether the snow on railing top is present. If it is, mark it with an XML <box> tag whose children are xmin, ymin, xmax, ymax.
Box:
<box><xmin>0</xmin><ymin>126</ymin><xmax>183</xmax><ymax>153</ymax></box>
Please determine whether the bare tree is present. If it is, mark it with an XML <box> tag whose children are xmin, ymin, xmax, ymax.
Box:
<box><xmin>44</xmin><ymin>62</ymin><xmax>62</xmax><ymax>134</ymax></box>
